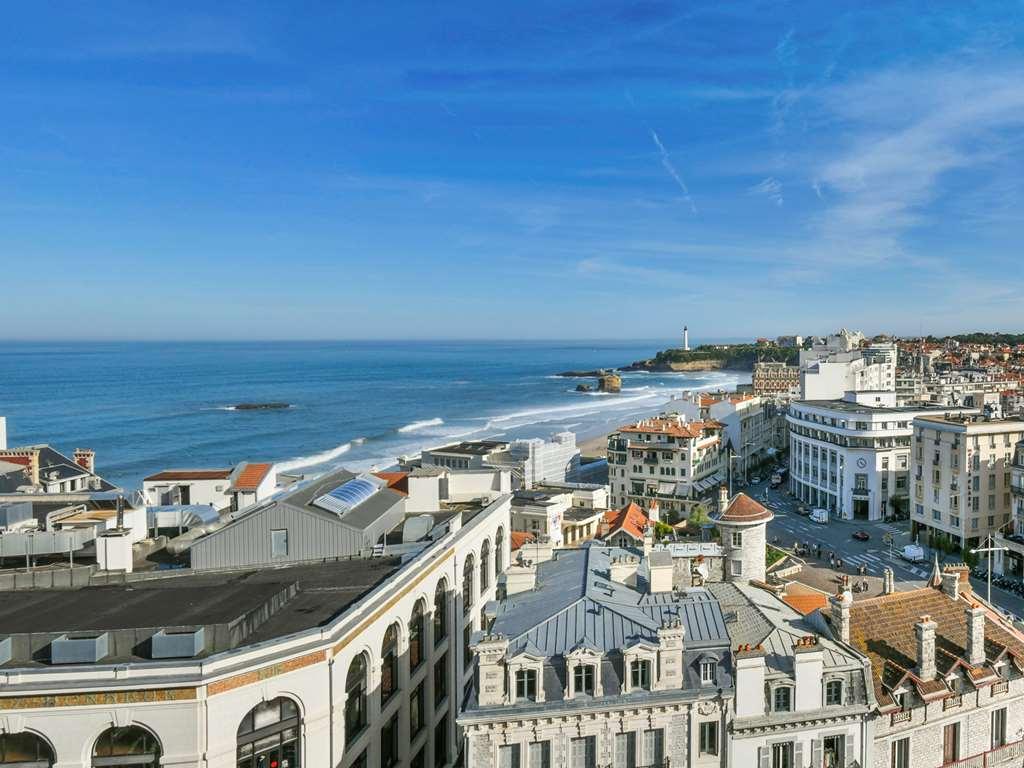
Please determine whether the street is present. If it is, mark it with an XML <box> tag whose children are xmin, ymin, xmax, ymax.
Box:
<box><xmin>738</xmin><ymin>477</ymin><xmax>1024</xmax><ymax>622</ymax></box>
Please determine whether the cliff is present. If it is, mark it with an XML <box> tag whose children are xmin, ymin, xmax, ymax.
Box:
<box><xmin>622</xmin><ymin>344</ymin><xmax>800</xmax><ymax>373</ymax></box>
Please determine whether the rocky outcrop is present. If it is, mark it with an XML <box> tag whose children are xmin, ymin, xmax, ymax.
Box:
<box><xmin>598</xmin><ymin>372</ymin><xmax>622</xmax><ymax>393</ymax></box>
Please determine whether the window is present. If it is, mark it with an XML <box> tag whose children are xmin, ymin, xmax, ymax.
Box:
<box><xmin>94</xmin><ymin>727</ymin><xmax>162</xmax><ymax>768</ymax></box>
<box><xmin>410</xmin><ymin>681</ymin><xmax>425</xmax><ymax>736</ymax></box>
<box><xmin>410</xmin><ymin>600</ymin><xmax>425</xmax><ymax>670</ymax></box>
<box><xmin>237</xmin><ymin>698</ymin><xmax>301</xmax><ymax>768</ymax></box>
<box><xmin>574</xmin><ymin>664</ymin><xmax>595</xmax><ymax>696</ymax></box>
<box><xmin>411</xmin><ymin>748</ymin><xmax>425</xmax><ymax>768</ymax></box>
<box><xmin>480</xmin><ymin>540</ymin><xmax>491</xmax><ymax>593</ymax></box>
<box><xmin>771</xmin><ymin>742</ymin><xmax>794</xmax><ymax>768</ymax></box>
<box><xmin>731</xmin><ymin>531</ymin><xmax>743</xmax><ymax>547</ymax></box>
<box><xmin>993</xmin><ymin>707</ymin><xmax>1007</xmax><ymax>748</ymax></box>
<box><xmin>463</xmin><ymin>622</ymin><xmax>474</xmax><ymax>671</ymax></box>
<box><xmin>345</xmin><ymin>654</ymin><xmax>368</xmax><ymax>747</ymax></box>
<box><xmin>434</xmin><ymin>580</ymin><xmax>448</xmax><ymax>645</ymax></box>
<box><xmin>823</xmin><ymin>735</ymin><xmax>845</xmax><ymax>768</ymax></box>
<box><xmin>499</xmin><ymin>744</ymin><xmax>521</xmax><ymax>768</ymax></box>
<box><xmin>495</xmin><ymin>527</ymin><xmax>504</xmax><ymax>574</ymax></box>
<box><xmin>730</xmin><ymin>560</ymin><xmax>743</xmax><ymax>577</ymax></box>
<box><xmin>699</xmin><ymin>721</ymin><xmax>718</xmax><ymax>756</ymax></box>
<box><xmin>571</xmin><ymin>736</ymin><xmax>596</xmax><ymax>768</ymax></box>
<box><xmin>270</xmin><ymin>529</ymin><xmax>288</xmax><ymax>558</ymax></box>
<box><xmin>381</xmin><ymin>624</ymin><xmax>399</xmax><ymax>703</ymax></box>
<box><xmin>614</xmin><ymin>732</ymin><xmax>636</xmax><ymax>768</ymax></box>
<box><xmin>381</xmin><ymin>712</ymin><xmax>399</xmax><ymax>768</ymax></box>
<box><xmin>528</xmin><ymin>741</ymin><xmax>551</xmax><ymax>768</ymax></box>
<box><xmin>825</xmin><ymin>679</ymin><xmax>843</xmax><ymax>706</ymax></box>
<box><xmin>462</xmin><ymin>555</ymin><xmax>475</xmax><ymax>615</ymax></box>
<box><xmin>773</xmin><ymin>686</ymin><xmax>792</xmax><ymax>712</ymax></box>
<box><xmin>434</xmin><ymin>652</ymin><xmax>448</xmax><ymax>706</ymax></box>
<box><xmin>641</xmin><ymin>730</ymin><xmax>663</xmax><ymax>767</ymax></box>
<box><xmin>515</xmin><ymin>669</ymin><xmax>538</xmax><ymax>700</ymax></box>
<box><xmin>943</xmin><ymin>722</ymin><xmax>960</xmax><ymax>764</ymax></box>
<box><xmin>890</xmin><ymin>738</ymin><xmax>910</xmax><ymax>768</ymax></box>
<box><xmin>434</xmin><ymin>715</ymin><xmax>448</xmax><ymax>768</ymax></box>
<box><xmin>700</xmin><ymin>659</ymin><xmax>717</xmax><ymax>686</ymax></box>
<box><xmin>630</xmin><ymin>659</ymin><xmax>651</xmax><ymax>690</ymax></box>
<box><xmin>0</xmin><ymin>733</ymin><xmax>55</xmax><ymax>767</ymax></box>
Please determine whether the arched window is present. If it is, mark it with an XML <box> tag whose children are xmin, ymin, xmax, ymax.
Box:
<box><xmin>495</xmin><ymin>527</ymin><xmax>504</xmax><ymax>575</ymax></box>
<box><xmin>345</xmin><ymin>653</ymin><xmax>368</xmax><ymax>747</ymax></box>
<box><xmin>410</xmin><ymin>600</ymin><xmax>426</xmax><ymax>670</ymax></box>
<box><xmin>462</xmin><ymin>554</ymin><xmax>475</xmax><ymax>616</ymax></box>
<box><xmin>381</xmin><ymin>624</ymin><xmax>400</xmax><ymax>703</ymax></box>
<box><xmin>433</xmin><ymin>579</ymin><xmax>448</xmax><ymax>645</ymax></box>
<box><xmin>0</xmin><ymin>732</ymin><xmax>55</xmax><ymax>767</ymax></box>
<box><xmin>237</xmin><ymin>697</ymin><xmax>301</xmax><ymax>768</ymax></box>
<box><xmin>92</xmin><ymin>726</ymin><xmax>161</xmax><ymax>768</ymax></box>
<box><xmin>479</xmin><ymin>540</ymin><xmax>490</xmax><ymax>593</ymax></box>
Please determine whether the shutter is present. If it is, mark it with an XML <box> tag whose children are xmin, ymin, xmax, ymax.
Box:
<box><xmin>844</xmin><ymin>736</ymin><xmax>854</xmax><ymax>767</ymax></box>
<box><xmin>811</xmin><ymin>739</ymin><xmax>822</xmax><ymax>768</ymax></box>
<box><xmin>794</xmin><ymin>741</ymin><xmax>804</xmax><ymax>768</ymax></box>
<box><xmin>758</xmin><ymin>746</ymin><xmax>770</xmax><ymax>768</ymax></box>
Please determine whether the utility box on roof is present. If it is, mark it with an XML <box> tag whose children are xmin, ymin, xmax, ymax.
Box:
<box><xmin>52</xmin><ymin>632</ymin><xmax>109</xmax><ymax>664</ymax></box>
<box><xmin>151</xmin><ymin>627</ymin><xmax>205</xmax><ymax>659</ymax></box>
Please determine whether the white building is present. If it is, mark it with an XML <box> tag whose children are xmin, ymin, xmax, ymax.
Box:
<box><xmin>995</xmin><ymin>438</ymin><xmax>1024</xmax><ymax>579</ymax></box>
<box><xmin>910</xmin><ymin>415</ymin><xmax>1024</xmax><ymax>550</ymax></box>
<box><xmin>418</xmin><ymin>433</ymin><xmax>581</xmax><ymax>489</ymax></box>
<box><xmin>143</xmin><ymin>461</ymin><xmax>276</xmax><ymax>512</ymax></box>
<box><xmin>0</xmin><ymin>469</ymin><xmax>512</xmax><ymax>768</ymax></box>
<box><xmin>787</xmin><ymin>391</ymin><xmax>974</xmax><ymax>521</ymax></box>
<box><xmin>606</xmin><ymin>415</ymin><xmax>725</xmax><ymax>520</ymax></box>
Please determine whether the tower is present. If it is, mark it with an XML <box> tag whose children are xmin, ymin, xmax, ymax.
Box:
<box><xmin>713</xmin><ymin>487</ymin><xmax>774</xmax><ymax>583</ymax></box>
<box><xmin>683</xmin><ymin>325</ymin><xmax>690</xmax><ymax>351</ymax></box>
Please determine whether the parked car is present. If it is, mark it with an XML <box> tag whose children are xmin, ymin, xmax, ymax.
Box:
<box><xmin>810</xmin><ymin>508</ymin><xmax>829</xmax><ymax>525</ymax></box>
<box><xmin>900</xmin><ymin>544</ymin><xmax>926</xmax><ymax>563</ymax></box>
<box><xmin>795</xmin><ymin>506</ymin><xmax>811</xmax><ymax>517</ymax></box>
<box><xmin>852</xmin><ymin>530</ymin><xmax>870</xmax><ymax>541</ymax></box>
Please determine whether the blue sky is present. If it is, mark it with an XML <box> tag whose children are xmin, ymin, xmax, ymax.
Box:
<box><xmin>2</xmin><ymin>1</ymin><xmax>1023</xmax><ymax>340</ymax></box>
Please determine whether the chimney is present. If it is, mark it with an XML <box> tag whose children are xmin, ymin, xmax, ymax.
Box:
<box><xmin>718</xmin><ymin>484</ymin><xmax>730</xmax><ymax>513</ymax></box>
<box><xmin>734</xmin><ymin>645</ymin><xmax>767</xmax><ymax>717</ymax></box>
<box><xmin>648</xmin><ymin>499</ymin><xmax>660</xmax><ymax>524</ymax></box>
<box><xmin>73</xmin><ymin>448</ymin><xmax>95</xmax><ymax>474</ymax></box>
<box><xmin>915</xmin><ymin>615</ymin><xmax>937</xmax><ymax>680</ymax></box>
<box><xmin>647</xmin><ymin>550</ymin><xmax>673</xmax><ymax>594</ymax></box>
<box><xmin>941</xmin><ymin>570</ymin><xmax>960</xmax><ymax>600</ymax></box>
<box><xmin>655</xmin><ymin>618</ymin><xmax>685</xmax><ymax>690</ymax></box>
<box><xmin>794</xmin><ymin>637</ymin><xmax>825</xmax><ymax>711</ymax></box>
<box><xmin>829</xmin><ymin>587</ymin><xmax>853</xmax><ymax>644</ymax></box>
<box><xmin>609</xmin><ymin>555</ymin><xmax>640</xmax><ymax>585</ymax></box>
<box><xmin>116</xmin><ymin>494</ymin><xmax>125</xmax><ymax>529</ymax></box>
<box><xmin>882</xmin><ymin>567</ymin><xmax>895</xmax><ymax>595</ymax></box>
<box><xmin>966</xmin><ymin>603</ymin><xmax>986</xmax><ymax>666</ymax></box>
<box><xmin>471</xmin><ymin>633</ymin><xmax>510</xmax><ymax>706</ymax></box>
<box><xmin>643</xmin><ymin>525</ymin><xmax>653</xmax><ymax>557</ymax></box>
<box><xmin>504</xmin><ymin>561</ymin><xmax>537</xmax><ymax>596</ymax></box>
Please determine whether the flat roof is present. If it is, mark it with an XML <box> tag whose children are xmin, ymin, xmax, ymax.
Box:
<box><xmin>426</xmin><ymin>440</ymin><xmax>509</xmax><ymax>456</ymax></box>
<box><xmin>795</xmin><ymin>399</ymin><xmax>972</xmax><ymax>416</ymax></box>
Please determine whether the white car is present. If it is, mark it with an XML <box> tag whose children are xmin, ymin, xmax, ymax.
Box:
<box><xmin>810</xmin><ymin>508</ymin><xmax>829</xmax><ymax>524</ymax></box>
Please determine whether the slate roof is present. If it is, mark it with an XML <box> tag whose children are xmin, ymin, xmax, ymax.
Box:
<box><xmin>846</xmin><ymin>585</ymin><xmax>1024</xmax><ymax>705</ymax></box>
<box><xmin>0</xmin><ymin>446</ymin><xmax>116</xmax><ymax>494</ymax></box>
<box><xmin>492</xmin><ymin>546</ymin><xmax>730</xmax><ymax>658</ymax></box>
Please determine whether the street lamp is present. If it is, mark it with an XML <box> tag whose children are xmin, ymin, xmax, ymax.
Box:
<box><xmin>971</xmin><ymin>534</ymin><xmax>1010</xmax><ymax>605</ymax></box>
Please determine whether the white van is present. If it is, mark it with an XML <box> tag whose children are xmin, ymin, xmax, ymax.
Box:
<box><xmin>810</xmin><ymin>508</ymin><xmax>829</xmax><ymax>525</ymax></box>
<box><xmin>901</xmin><ymin>544</ymin><xmax>925</xmax><ymax>563</ymax></box>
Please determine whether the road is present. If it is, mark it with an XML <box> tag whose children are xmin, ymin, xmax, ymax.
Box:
<box><xmin>737</xmin><ymin>477</ymin><xmax>1024</xmax><ymax>621</ymax></box>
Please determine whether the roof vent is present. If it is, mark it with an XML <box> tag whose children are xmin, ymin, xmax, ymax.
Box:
<box><xmin>52</xmin><ymin>632</ymin><xmax>109</xmax><ymax>664</ymax></box>
<box><xmin>151</xmin><ymin>627</ymin><xmax>205</xmax><ymax>659</ymax></box>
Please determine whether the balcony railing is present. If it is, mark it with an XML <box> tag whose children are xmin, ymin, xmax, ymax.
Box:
<box><xmin>891</xmin><ymin>709</ymin><xmax>912</xmax><ymax>725</ymax></box>
<box><xmin>992</xmin><ymin>680</ymin><xmax>1009</xmax><ymax>695</ymax></box>
<box><xmin>943</xmin><ymin>738</ymin><xmax>1024</xmax><ymax>768</ymax></box>
<box><xmin>943</xmin><ymin>694</ymin><xmax>963</xmax><ymax>710</ymax></box>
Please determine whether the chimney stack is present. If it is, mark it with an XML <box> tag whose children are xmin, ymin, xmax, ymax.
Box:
<box><xmin>882</xmin><ymin>567</ymin><xmax>895</xmax><ymax>595</ymax></box>
<box><xmin>941</xmin><ymin>570</ymin><xmax>960</xmax><ymax>600</ymax></box>
<box><xmin>966</xmin><ymin>603</ymin><xmax>986</xmax><ymax>666</ymax></box>
<box><xmin>718</xmin><ymin>484</ymin><xmax>729</xmax><ymax>514</ymax></box>
<box><xmin>829</xmin><ymin>587</ymin><xmax>853</xmax><ymax>644</ymax></box>
<box><xmin>74</xmin><ymin>448</ymin><xmax>95</xmax><ymax>474</ymax></box>
<box><xmin>647</xmin><ymin>499</ymin><xmax>660</xmax><ymax>524</ymax></box>
<box><xmin>915</xmin><ymin>615</ymin><xmax>937</xmax><ymax>680</ymax></box>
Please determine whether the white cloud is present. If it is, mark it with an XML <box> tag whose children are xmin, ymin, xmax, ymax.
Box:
<box><xmin>749</xmin><ymin>176</ymin><xmax>784</xmax><ymax>206</ymax></box>
<box><xmin>649</xmin><ymin>129</ymin><xmax>698</xmax><ymax>214</ymax></box>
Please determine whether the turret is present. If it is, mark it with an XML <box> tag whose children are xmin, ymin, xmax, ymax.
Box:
<box><xmin>712</xmin><ymin>489</ymin><xmax>773</xmax><ymax>583</ymax></box>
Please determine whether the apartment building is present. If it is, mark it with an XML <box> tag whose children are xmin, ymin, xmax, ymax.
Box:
<box><xmin>419</xmin><ymin>434</ymin><xmax>580</xmax><ymax>489</ymax></box>
<box><xmin>752</xmin><ymin>361</ymin><xmax>800</xmax><ymax>398</ymax></box>
<box><xmin>787</xmin><ymin>391</ymin><xmax>973</xmax><ymax>521</ymax></box>
<box><xmin>995</xmin><ymin>439</ymin><xmax>1024</xmax><ymax>579</ymax></box>
<box><xmin>910</xmin><ymin>415</ymin><xmax>1024</xmax><ymax>551</ymax></box>
<box><xmin>606</xmin><ymin>416</ymin><xmax>724</xmax><ymax>520</ymax></box>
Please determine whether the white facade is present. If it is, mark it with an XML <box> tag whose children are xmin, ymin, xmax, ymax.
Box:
<box><xmin>143</xmin><ymin>471</ymin><xmax>232</xmax><ymax>508</ymax></box>
<box><xmin>0</xmin><ymin>497</ymin><xmax>512</xmax><ymax>768</ymax></box>
<box><xmin>669</xmin><ymin>392</ymin><xmax>776</xmax><ymax>482</ymax></box>
<box><xmin>788</xmin><ymin>392</ymin><xmax>973</xmax><ymax>521</ymax></box>
<box><xmin>504</xmin><ymin>432</ymin><xmax>580</xmax><ymax>488</ymax></box>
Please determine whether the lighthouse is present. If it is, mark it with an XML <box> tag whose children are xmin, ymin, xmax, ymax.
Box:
<box><xmin>683</xmin><ymin>326</ymin><xmax>690</xmax><ymax>351</ymax></box>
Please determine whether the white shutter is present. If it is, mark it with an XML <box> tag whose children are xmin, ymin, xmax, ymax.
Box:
<box><xmin>758</xmin><ymin>746</ymin><xmax>770</xmax><ymax>768</ymax></box>
<box><xmin>844</xmin><ymin>736</ymin><xmax>854</xmax><ymax>767</ymax></box>
<box><xmin>528</xmin><ymin>741</ymin><xmax>550</xmax><ymax>768</ymax></box>
<box><xmin>811</xmin><ymin>739</ymin><xmax>822</xmax><ymax>768</ymax></box>
<box><xmin>794</xmin><ymin>741</ymin><xmax>804</xmax><ymax>768</ymax></box>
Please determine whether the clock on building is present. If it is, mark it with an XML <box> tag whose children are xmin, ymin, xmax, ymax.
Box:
<box><xmin>856</xmin><ymin>457</ymin><xmax>868</xmax><ymax>469</ymax></box>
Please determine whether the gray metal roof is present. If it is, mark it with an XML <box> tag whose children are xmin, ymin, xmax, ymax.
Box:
<box><xmin>493</xmin><ymin>546</ymin><xmax>730</xmax><ymax>658</ymax></box>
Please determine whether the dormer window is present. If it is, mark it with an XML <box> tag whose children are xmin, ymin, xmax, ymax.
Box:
<box><xmin>515</xmin><ymin>669</ymin><xmax>538</xmax><ymax>701</ymax></box>
<box><xmin>700</xmin><ymin>660</ymin><xmax>717</xmax><ymax>686</ymax></box>
<box><xmin>573</xmin><ymin>664</ymin><xmax>596</xmax><ymax>696</ymax></box>
<box><xmin>630</xmin><ymin>659</ymin><xmax>652</xmax><ymax>690</ymax></box>
<box><xmin>825</xmin><ymin>679</ymin><xmax>843</xmax><ymax>706</ymax></box>
<box><xmin>773</xmin><ymin>685</ymin><xmax>792</xmax><ymax>712</ymax></box>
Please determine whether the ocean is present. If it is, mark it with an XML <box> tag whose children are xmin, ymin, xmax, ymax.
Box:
<box><xmin>0</xmin><ymin>341</ymin><xmax>750</xmax><ymax>490</ymax></box>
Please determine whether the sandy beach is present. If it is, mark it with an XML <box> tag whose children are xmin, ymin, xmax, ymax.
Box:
<box><xmin>577</xmin><ymin>431</ymin><xmax>610</xmax><ymax>458</ymax></box>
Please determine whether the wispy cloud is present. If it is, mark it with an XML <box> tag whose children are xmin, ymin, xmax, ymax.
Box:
<box><xmin>749</xmin><ymin>176</ymin><xmax>784</xmax><ymax>207</ymax></box>
<box><xmin>649</xmin><ymin>129</ymin><xmax>697</xmax><ymax>214</ymax></box>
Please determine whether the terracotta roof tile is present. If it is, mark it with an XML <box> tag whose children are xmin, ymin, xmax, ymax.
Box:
<box><xmin>602</xmin><ymin>502</ymin><xmax>649</xmax><ymax>541</ymax></box>
<box><xmin>715</xmin><ymin>493</ymin><xmax>773</xmax><ymax>523</ymax></box>
<box><xmin>231</xmin><ymin>462</ymin><xmax>274</xmax><ymax>491</ymax></box>
<box><xmin>617</xmin><ymin>418</ymin><xmax>724</xmax><ymax>440</ymax></box>
<box><xmin>144</xmin><ymin>469</ymin><xmax>232</xmax><ymax>482</ymax></box>
<box><xmin>782</xmin><ymin>593</ymin><xmax>828</xmax><ymax>616</ymax></box>
<box><xmin>373</xmin><ymin>471</ymin><xmax>409</xmax><ymax>496</ymax></box>
<box><xmin>510</xmin><ymin>531</ymin><xmax>534</xmax><ymax>551</ymax></box>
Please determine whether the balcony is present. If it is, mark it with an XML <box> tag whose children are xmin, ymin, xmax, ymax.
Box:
<box><xmin>943</xmin><ymin>739</ymin><xmax>1024</xmax><ymax>768</ymax></box>
<box><xmin>943</xmin><ymin>694</ymin><xmax>962</xmax><ymax>710</ymax></box>
<box><xmin>890</xmin><ymin>709</ymin><xmax>912</xmax><ymax>725</ymax></box>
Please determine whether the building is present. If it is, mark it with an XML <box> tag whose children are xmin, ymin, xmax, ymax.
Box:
<box><xmin>752</xmin><ymin>361</ymin><xmax>801</xmax><ymax>398</ymax></box>
<box><xmin>419</xmin><ymin>433</ymin><xmax>580</xmax><ymax>489</ymax></box>
<box><xmin>910</xmin><ymin>415</ymin><xmax>1024</xmax><ymax>550</ymax></box>
<box><xmin>606</xmin><ymin>415</ymin><xmax>725</xmax><ymax>520</ymax></box>
<box><xmin>776</xmin><ymin>335</ymin><xmax>804</xmax><ymax>349</ymax></box>
<box><xmin>0</xmin><ymin>444</ymin><xmax>113</xmax><ymax>497</ymax></box>
<box><xmin>994</xmin><ymin>439</ymin><xmax>1024</xmax><ymax>580</ymax></box>
<box><xmin>0</xmin><ymin>469</ymin><xmax>511</xmax><ymax>768</ymax></box>
<box><xmin>841</xmin><ymin>564</ymin><xmax>1024</xmax><ymax>768</ymax></box>
<box><xmin>143</xmin><ymin>461</ymin><xmax>276</xmax><ymax>511</ymax></box>
<box><xmin>669</xmin><ymin>391</ymin><xmax>779</xmax><ymax>482</ymax></box>
<box><xmin>787</xmin><ymin>391</ymin><xmax>974</xmax><ymax>521</ymax></box>
<box><xmin>800</xmin><ymin>345</ymin><xmax>898</xmax><ymax>401</ymax></box>
<box><xmin>460</xmin><ymin>492</ymin><xmax>873</xmax><ymax>768</ymax></box>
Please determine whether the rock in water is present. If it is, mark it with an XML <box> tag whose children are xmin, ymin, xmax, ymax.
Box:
<box><xmin>231</xmin><ymin>402</ymin><xmax>291</xmax><ymax>410</ymax></box>
<box><xmin>575</xmin><ymin>384</ymin><xmax>592</xmax><ymax>392</ymax></box>
<box><xmin>598</xmin><ymin>372</ymin><xmax>621</xmax><ymax>393</ymax></box>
